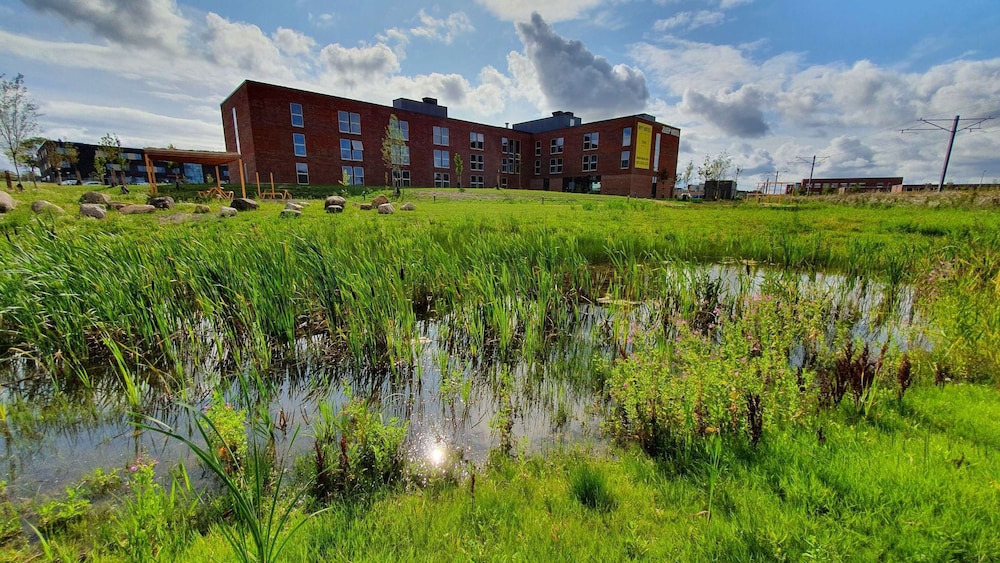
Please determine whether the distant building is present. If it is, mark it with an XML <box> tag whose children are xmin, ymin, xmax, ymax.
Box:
<box><xmin>799</xmin><ymin>177</ymin><xmax>903</xmax><ymax>195</ymax></box>
<box><xmin>220</xmin><ymin>80</ymin><xmax>681</xmax><ymax>197</ymax></box>
<box><xmin>36</xmin><ymin>141</ymin><xmax>228</xmax><ymax>185</ymax></box>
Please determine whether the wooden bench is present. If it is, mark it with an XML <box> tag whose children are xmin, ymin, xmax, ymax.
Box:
<box><xmin>258</xmin><ymin>188</ymin><xmax>292</xmax><ymax>201</ymax></box>
<box><xmin>198</xmin><ymin>186</ymin><xmax>235</xmax><ymax>199</ymax></box>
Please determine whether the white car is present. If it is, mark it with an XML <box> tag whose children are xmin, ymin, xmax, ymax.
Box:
<box><xmin>82</xmin><ymin>180</ymin><xmax>102</xmax><ymax>185</ymax></box>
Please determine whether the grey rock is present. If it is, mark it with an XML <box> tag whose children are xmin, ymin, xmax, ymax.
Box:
<box><xmin>325</xmin><ymin>205</ymin><xmax>344</xmax><ymax>213</ymax></box>
<box><xmin>0</xmin><ymin>191</ymin><xmax>14</xmax><ymax>213</ymax></box>
<box><xmin>220</xmin><ymin>206</ymin><xmax>237</xmax><ymax>217</ymax></box>
<box><xmin>284</xmin><ymin>202</ymin><xmax>303</xmax><ymax>211</ymax></box>
<box><xmin>109</xmin><ymin>201</ymin><xmax>128</xmax><ymax>211</ymax></box>
<box><xmin>79</xmin><ymin>203</ymin><xmax>107</xmax><ymax>219</ymax></box>
<box><xmin>194</xmin><ymin>204</ymin><xmax>211</xmax><ymax>214</ymax></box>
<box><xmin>401</xmin><ymin>202</ymin><xmax>416</xmax><ymax>211</ymax></box>
<box><xmin>325</xmin><ymin>195</ymin><xmax>346</xmax><ymax>207</ymax></box>
<box><xmin>279</xmin><ymin>209</ymin><xmax>302</xmax><ymax>218</ymax></box>
<box><xmin>230</xmin><ymin>198</ymin><xmax>259</xmax><ymax>211</ymax></box>
<box><xmin>359</xmin><ymin>203</ymin><xmax>373</xmax><ymax>210</ymax></box>
<box><xmin>371</xmin><ymin>194</ymin><xmax>389</xmax><ymax>207</ymax></box>
<box><xmin>147</xmin><ymin>196</ymin><xmax>175</xmax><ymax>209</ymax></box>
<box><xmin>80</xmin><ymin>191</ymin><xmax>111</xmax><ymax>205</ymax></box>
<box><xmin>377</xmin><ymin>203</ymin><xmax>395</xmax><ymax>214</ymax></box>
<box><xmin>120</xmin><ymin>204</ymin><xmax>156</xmax><ymax>214</ymax></box>
<box><xmin>30</xmin><ymin>200</ymin><xmax>64</xmax><ymax>215</ymax></box>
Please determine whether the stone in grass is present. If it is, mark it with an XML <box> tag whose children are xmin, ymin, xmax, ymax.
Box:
<box><xmin>120</xmin><ymin>204</ymin><xmax>156</xmax><ymax>214</ymax></box>
<box><xmin>220</xmin><ymin>206</ymin><xmax>237</xmax><ymax>217</ymax></box>
<box><xmin>279</xmin><ymin>209</ymin><xmax>301</xmax><ymax>218</ymax></box>
<box><xmin>0</xmin><ymin>191</ymin><xmax>16</xmax><ymax>213</ymax></box>
<box><xmin>79</xmin><ymin>203</ymin><xmax>107</xmax><ymax>220</ymax></box>
<box><xmin>359</xmin><ymin>203</ymin><xmax>374</xmax><ymax>210</ymax></box>
<box><xmin>401</xmin><ymin>202</ymin><xmax>416</xmax><ymax>211</ymax></box>
<box><xmin>194</xmin><ymin>204</ymin><xmax>211</xmax><ymax>214</ymax></box>
<box><xmin>31</xmin><ymin>200</ymin><xmax>64</xmax><ymax>215</ymax></box>
<box><xmin>230</xmin><ymin>198</ymin><xmax>258</xmax><ymax>211</ymax></box>
<box><xmin>80</xmin><ymin>191</ymin><xmax>111</xmax><ymax>205</ymax></box>
<box><xmin>325</xmin><ymin>195</ymin><xmax>346</xmax><ymax>208</ymax></box>
<box><xmin>109</xmin><ymin>201</ymin><xmax>128</xmax><ymax>211</ymax></box>
<box><xmin>325</xmin><ymin>205</ymin><xmax>343</xmax><ymax>213</ymax></box>
<box><xmin>377</xmin><ymin>203</ymin><xmax>395</xmax><ymax>214</ymax></box>
<box><xmin>285</xmin><ymin>202</ymin><xmax>303</xmax><ymax>211</ymax></box>
<box><xmin>147</xmin><ymin>196</ymin><xmax>175</xmax><ymax>209</ymax></box>
<box><xmin>371</xmin><ymin>194</ymin><xmax>390</xmax><ymax>207</ymax></box>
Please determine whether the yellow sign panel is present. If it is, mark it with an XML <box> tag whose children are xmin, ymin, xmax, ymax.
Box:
<box><xmin>634</xmin><ymin>123</ymin><xmax>652</xmax><ymax>170</ymax></box>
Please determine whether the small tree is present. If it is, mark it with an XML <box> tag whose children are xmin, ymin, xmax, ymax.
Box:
<box><xmin>16</xmin><ymin>136</ymin><xmax>45</xmax><ymax>189</ymax></box>
<box><xmin>381</xmin><ymin>115</ymin><xmax>407</xmax><ymax>197</ymax></box>
<box><xmin>677</xmin><ymin>160</ymin><xmax>694</xmax><ymax>189</ymax></box>
<box><xmin>0</xmin><ymin>74</ymin><xmax>41</xmax><ymax>182</ymax></box>
<box><xmin>41</xmin><ymin>139</ymin><xmax>65</xmax><ymax>184</ymax></box>
<box><xmin>96</xmin><ymin>133</ymin><xmax>124</xmax><ymax>185</ymax></box>
<box><xmin>698</xmin><ymin>151</ymin><xmax>733</xmax><ymax>182</ymax></box>
<box><xmin>454</xmin><ymin>154</ymin><xmax>464</xmax><ymax>189</ymax></box>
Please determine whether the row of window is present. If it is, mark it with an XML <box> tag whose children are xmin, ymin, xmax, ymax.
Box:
<box><xmin>531</xmin><ymin>152</ymin><xmax>632</xmax><ymax>175</ymax></box>
<box><xmin>533</xmin><ymin>128</ymin><xmax>633</xmax><ymax>156</ymax></box>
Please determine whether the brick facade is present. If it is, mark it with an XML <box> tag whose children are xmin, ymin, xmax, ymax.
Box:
<box><xmin>221</xmin><ymin>80</ymin><xmax>680</xmax><ymax>197</ymax></box>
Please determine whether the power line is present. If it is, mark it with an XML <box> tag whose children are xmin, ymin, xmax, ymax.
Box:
<box><xmin>901</xmin><ymin>115</ymin><xmax>994</xmax><ymax>191</ymax></box>
<box><xmin>793</xmin><ymin>155</ymin><xmax>829</xmax><ymax>195</ymax></box>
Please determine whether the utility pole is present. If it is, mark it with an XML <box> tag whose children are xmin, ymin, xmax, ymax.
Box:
<box><xmin>902</xmin><ymin>115</ymin><xmax>993</xmax><ymax>191</ymax></box>
<box><xmin>794</xmin><ymin>155</ymin><xmax>829</xmax><ymax>195</ymax></box>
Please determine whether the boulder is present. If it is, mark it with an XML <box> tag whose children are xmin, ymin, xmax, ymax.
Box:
<box><xmin>284</xmin><ymin>202</ymin><xmax>303</xmax><ymax>211</ymax></box>
<box><xmin>377</xmin><ymin>203</ymin><xmax>395</xmax><ymax>215</ymax></box>
<box><xmin>147</xmin><ymin>196</ymin><xmax>175</xmax><ymax>209</ymax></box>
<box><xmin>325</xmin><ymin>195</ymin><xmax>346</xmax><ymax>208</ymax></box>
<box><xmin>325</xmin><ymin>205</ymin><xmax>344</xmax><ymax>213</ymax></box>
<box><xmin>279</xmin><ymin>209</ymin><xmax>301</xmax><ymax>218</ymax></box>
<box><xmin>0</xmin><ymin>191</ymin><xmax>16</xmax><ymax>213</ymax></box>
<box><xmin>120</xmin><ymin>204</ymin><xmax>156</xmax><ymax>215</ymax></box>
<box><xmin>220</xmin><ymin>206</ymin><xmax>237</xmax><ymax>217</ymax></box>
<box><xmin>194</xmin><ymin>204</ymin><xmax>211</xmax><ymax>214</ymax></box>
<box><xmin>30</xmin><ymin>200</ymin><xmax>64</xmax><ymax>215</ymax></box>
<box><xmin>371</xmin><ymin>194</ymin><xmax>390</xmax><ymax>207</ymax></box>
<box><xmin>230</xmin><ymin>198</ymin><xmax>259</xmax><ymax>211</ymax></box>
<box><xmin>401</xmin><ymin>202</ymin><xmax>416</xmax><ymax>211</ymax></box>
<box><xmin>359</xmin><ymin>203</ymin><xmax>374</xmax><ymax>210</ymax></box>
<box><xmin>109</xmin><ymin>201</ymin><xmax>128</xmax><ymax>211</ymax></box>
<box><xmin>79</xmin><ymin>203</ymin><xmax>107</xmax><ymax>220</ymax></box>
<box><xmin>80</xmin><ymin>191</ymin><xmax>111</xmax><ymax>205</ymax></box>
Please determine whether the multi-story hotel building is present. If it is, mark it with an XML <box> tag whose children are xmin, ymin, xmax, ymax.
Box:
<box><xmin>221</xmin><ymin>80</ymin><xmax>680</xmax><ymax>198</ymax></box>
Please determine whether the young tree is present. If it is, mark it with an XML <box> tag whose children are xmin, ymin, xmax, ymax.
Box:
<box><xmin>453</xmin><ymin>153</ymin><xmax>464</xmax><ymax>189</ymax></box>
<box><xmin>41</xmin><ymin>139</ymin><xmax>65</xmax><ymax>184</ymax></box>
<box><xmin>380</xmin><ymin>114</ymin><xmax>407</xmax><ymax>197</ymax></box>
<box><xmin>96</xmin><ymin>132</ymin><xmax>124</xmax><ymax>185</ymax></box>
<box><xmin>0</xmin><ymin>74</ymin><xmax>41</xmax><ymax>182</ymax></box>
<box><xmin>62</xmin><ymin>141</ymin><xmax>81</xmax><ymax>183</ymax></box>
<box><xmin>677</xmin><ymin>160</ymin><xmax>694</xmax><ymax>188</ymax></box>
<box><xmin>698</xmin><ymin>151</ymin><xmax>733</xmax><ymax>182</ymax></box>
<box><xmin>16</xmin><ymin>136</ymin><xmax>45</xmax><ymax>189</ymax></box>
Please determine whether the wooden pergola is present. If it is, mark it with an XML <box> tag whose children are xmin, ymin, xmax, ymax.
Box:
<box><xmin>143</xmin><ymin>148</ymin><xmax>246</xmax><ymax>198</ymax></box>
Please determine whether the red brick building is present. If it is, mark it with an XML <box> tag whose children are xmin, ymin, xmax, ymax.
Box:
<box><xmin>220</xmin><ymin>80</ymin><xmax>680</xmax><ymax>198</ymax></box>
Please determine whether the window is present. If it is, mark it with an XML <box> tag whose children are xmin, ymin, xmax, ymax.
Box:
<box><xmin>434</xmin><ymin>149</ymin><xmax>450</xmax><ymax>168</ymax></box>
<box><xmin>341</xmin><ymin>166</ymin><xmax>365</xmax><ymax>186</ymax></box>
<box><xmin>290</xmin><ymin>103</ymin><xmax>303</xmax><ymax>127</ymax></box>
<box><xmin>340</xmin><ymin>139</ymin><xmax>363</xmax><ymax>161</ymax></box>
<box><xmin>293</xmin><ymin>133</ymin><xmax>306</xmax><ymax>157</ymax></box>
<box><xmin>470</xmin><ymin>132</ymin><xmax>484</xmax><ymax>150</ymax></box>
<box><xmin>398</xmin><ymin>120</ymin><xmax>409</xmax><ymax>141</ymax></box>
<box><xmin>535</xmin><ymin>141</ymin><xmax>542</xmax><ymax>156</ymax></box>
<box><xmin>501</xmin><ymin>177</ymin><xmax>508</xmax><ymax>188</ymax></box>
<box><xmin>124</xmin><ymin>152</ymin><xmax>143</xmax><ymax>161</ymax></box>
<box><xmin>550</xmin><ymin>158</ymin><xmax>563</xmax><ymax>174</ymax></box>
<box><xmin>470</xmin><ymin>175</ymin><xmax>484</xmax><ymax>188</ymax></box>
<box><xmin>433</xmin><ymin>126</ymin><xmax>449</xmax><ymax>146</ymax></box>
<box><xmin>434</xmin><ymin>172</ymin><xmax>450</xmax><ymax>187</ymax></box>
<box><xmin>502</xmin><ymin>157</ymin><xmax>508</xmax><ymax>174</ymax></box>
<box><xmin>391</xmin><ymin>145</ymin><xmax>410</xmax><ymax>165</ymax></box>
<box><xmin>622</xmin><ymin>127</ymin><xmax>632</xmax><ymax>146</ymax></box>
<box><xmin>392</xmin><ymin>169</ymin><xmax>411</xmax><ymax>187</ymax></box>
<box><xmin>621</xmin><ymin>151</ymin><xmax>630</xmax><ymax>169</ymax></box>
<box><xmin>584</xmin><ymin>132</ymin><xmax>599</xmax><ymax>150</ymax></box>
<box><xmin>470</xmin><ymin>154</ymin><xmax>484</xmax><ymax>171</ymax></box>
<box><xmin>550</xmin><ymin>137</ymin><xmax>564</xmax><ymax>154</ymax></box>
<box><xmin>338</xmin><ymin>111</ymin><xmax>361</xmax><ymax>134</ymax></box>
<box><xmin>583</xmin><ymin>154</ymin><xmax>598</xmax><ymax>172</ymax></box>
<box><xmin>296</xmin><ymin>162</ymin><xmax>309</xmax><ymax>184</ymax></box>
<box><xmin>534</xmin><ymin>160</ymin><xmax>541</xmax><ymax>175</ymax></box>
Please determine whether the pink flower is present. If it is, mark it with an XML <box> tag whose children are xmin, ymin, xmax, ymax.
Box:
<box><xmin>130</xmin><ymin>465</ymin><xmax>138</xmax><ymax>473</ymax></box>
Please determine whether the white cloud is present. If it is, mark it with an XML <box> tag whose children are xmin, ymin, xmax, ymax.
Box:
<box><xmin>410</xmin><ymin>10</ymin><xmax>474</xmax><ymax>44</ymax></box>
<box><xmin>654</xmin><ymin>11</ymin><xmax>725</xmax><ymax>32</ymax></box>
<box><xmin>318</xmin><ymin>43</ymin><xmax>400</xmax><ymax>88</ymax></box>
<box><xmin>273</xmin><ymin>27</ymin><xmax>316</xmax><ymax>56</ymax></box>
<box><xmin>475</xmin><ymin>0</ymin><xmax>605</xmax><ymax>22</ymax></box>
<box><xmin>22</xmin><ymin>0</ymin><xmax>189</xmax><ymax>53</ymax></box>
<box><xmin>719</xmin><ymin>0</ymin><xmax>754</xmax><ymax>9</ymax></box>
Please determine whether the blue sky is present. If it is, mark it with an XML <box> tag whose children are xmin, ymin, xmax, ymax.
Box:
<box><xmin>2</xmin><ymin>0</ymin><xmax>999</xmax><ymax>186</ymax></box>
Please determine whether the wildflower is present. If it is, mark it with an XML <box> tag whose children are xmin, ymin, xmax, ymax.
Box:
<box><xmin>130</xmin><ymin>465</ymin><xmax>138</xmax><ymax>473</ymax></box>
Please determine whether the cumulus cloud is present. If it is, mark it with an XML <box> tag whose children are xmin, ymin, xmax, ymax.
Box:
<box><xmin>516</xmin><ymin>13</ymin><xmax>649</xmax><ymax>116</ymax></box>
<box><xmin>682</xmin><ymin>86</ymin><xmax>770</xmax><ymax>138</ymax></box>
<box><xmin>410</xmin><ymin>10</ymin><xmax>474</xmax><ymax>44</ymax></box>
<box><xmin>201</xmin><ymin>13</ymin><xmax>294</xmax><ymax>79</ymax></box>
<box><xmin>272</xmin><ymin>27</ymin><xmax>316</xmax><ymax>56</ymax></box>
<box><xmin>654</xmin><ymin>11</ymin><xmax>725</xmax><ymax>32</ymax></box>
<box><xmin>719</xmin><ymin>0</ymin><xmax>754</xmax><ymax>9</ymax></box>
<box><xmin>22</xmin><ymin>0</ymin><xmax>188</xmax><ymax>52</ymax></box>
<box><xmin>319</xmin><ymin>43</ymin><xmax>400</xmax><ymax>87</ymax></box>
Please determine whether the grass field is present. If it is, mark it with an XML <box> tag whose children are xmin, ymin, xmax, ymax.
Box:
<box><xmin>0</xmin><ymin>182</ymin><xmax>998</xmax><ymax>561</ymax></box>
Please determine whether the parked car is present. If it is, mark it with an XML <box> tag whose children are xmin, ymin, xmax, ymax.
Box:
<box><xmin>60</xmin><ymin>179</ymin><xmax>81</xmax><ymax>185</ymax></box>
<box><xmin>82</xmin><ymin>180</ymin><xmax>102</xmax><ymax>185</ymax></box>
